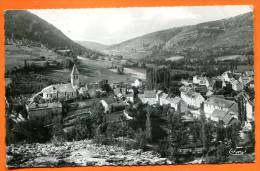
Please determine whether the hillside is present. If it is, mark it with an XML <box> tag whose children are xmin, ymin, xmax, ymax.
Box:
<box><xmin>77</xmin><ymin>41</ymin><xmax>108</xmax><ymax>51</ymax></box>
<box><xmin>106</xmin><ymin>12</ymin><xmax>253</xmax><ymax>60</ymax></box>
<box><xmin>4</xmin><ymin>10</ymin><xmax>99</xmax><ymax>56</ymax></box>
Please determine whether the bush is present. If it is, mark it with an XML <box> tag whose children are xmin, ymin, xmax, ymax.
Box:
<box><xmin>6</xmin><ymin>119</ymin><xmax>51</xmax><ymax>145</ymax></box>
<box><xmin>134</xmin><ymin>128</ymin><xmax>147</xmax><ymax>150</ymax></box>
<box><xmin>73</xmin><ymin>117</ymin><xmax>94</xmax><ymax>141</ymax></box>
<box><xmin>51</xmin><ymin>115</ymin><xmax>66</xmax><ymax>145</ymax></box>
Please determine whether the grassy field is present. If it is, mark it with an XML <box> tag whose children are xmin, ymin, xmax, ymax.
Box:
<box><xmin>77</xmin><ymin>57</ymin><xmax>146</xmax><ymax>84</ymax></box>
<box><xmin>5</xmin><ymin>45</ymin><xmax>62</xmax><ymax>72</ymax></box>
<box><xmin>5</xmin><ymin>45</ymin><xmax>72</xmax><ymax>95</ymax></box>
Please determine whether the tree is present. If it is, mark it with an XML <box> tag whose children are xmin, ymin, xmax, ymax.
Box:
<box><xmin>227</xmin><ymin>123</ymin><xmax>240</xmax><ymax>148</ymax></box>
<box><xmin>145</xmin><ymin>111</ymin><xmax>152</xmax><ymax>141</ymax></box>
<box><xmin>162</xmin><ymin>104</ymin><xmax>171</xmax><ymax>116</ymax></box>
<box><xmin>51</xmin><ymin>115</ymin><xmax>65</xmax><ymax>144</ymax></box>
<box><xmin>117</xmin><ymin>66</ymin><xmax>124</xmax><ymax>74</ymax></box>
<box><xmin>135</xmin><ymin>128</ymin><xmax>147</xmax><ymax>149</ymax></box>
<box><xmin>238</xmin><ymin>96</ymin><xmax>247</xmax><ymax>123</ymax></box>
<box><xmin>216</xmin><ymin>142</ymin><xmax>228</xmax><ymax>162</ymax></box>
<box><xmin>91</xmin><ymin>101</ymin><xmax>105</xmax><ymax>125</ymax></box>
<box><xmin>62</xmin><ymin>58</ymin><xmax>73</xmax><ymax>69</ymax></box>
<box><xmin>24</xmin><ymin>59</ymin><xmax>28</xmax><ymax>70</ymax></box>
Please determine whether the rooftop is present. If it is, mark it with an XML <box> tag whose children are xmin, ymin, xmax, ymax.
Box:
<box><xmin>27</xmin><ymin>102</ymin><xmax>62</xmax><ymax>110</ymax></box>
<box><xmin>71</xmin><ymin>64</ymin><xmax>79</xmax><ymax>75</ymax></box>
<box><xmin>168</xmin><ymin>96</ymin><xmax>182</xmax><ymax>104</ymax></box>
<box><xmin>138</xmin><ymin>90</ymin><xmax>157</xmax><ymax>98</ymax></box>
<box><xmin>160</xmin><ymin>93</ymin><xmax>168</xmax><ymax>99</ymax></box>
<box><xmin>205</xmin><ymin>96</ymin><xmax>236</xmax><ymax>109</ymax></box>
<box><xmin>184</xmin><ymin>90</ymin><xmax>202</xmax><ymax>99</ymax></box>
<box><xmin>41</xmin><ymin>83</ymin><xmax>76</xmax><ymax>94</ymax></box>
<box><xmin>212</xmin><ymin>109</ymin><xmax>238</xmax><ymax>125</ymax></box>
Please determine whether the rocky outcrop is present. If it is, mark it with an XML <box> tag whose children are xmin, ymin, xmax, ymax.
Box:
<box><xmin>6</xmin><ymin>140</ymin><xmax>172</xmax><ymax>168</ymax></box>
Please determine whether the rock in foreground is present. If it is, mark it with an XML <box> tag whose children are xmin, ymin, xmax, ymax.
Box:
<box><xmin>7</xmin><ymin>140</ymin><xmax>173</xmax><ymax>168</ymax></box>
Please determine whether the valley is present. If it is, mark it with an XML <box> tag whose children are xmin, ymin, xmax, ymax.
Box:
<box><xmin>4</xmin><ymin>9</ymin><xmax>255</xmax><ymax>168</ymax></box>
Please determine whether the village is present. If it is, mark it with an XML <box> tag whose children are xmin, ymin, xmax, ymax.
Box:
<box><xmin>4</xmin><ymin>8</ymin><xmax>255</xmax><ymax>167</ymax></box>
<box><xmin>5</xmin><ymin>57</ymin><xmax>255</xmax><ymax>166</ymax></box>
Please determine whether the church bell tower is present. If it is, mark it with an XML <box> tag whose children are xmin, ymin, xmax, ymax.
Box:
<box><xmin>71</xmin><ymin>64</ymin><xmax>80</xmax><ymax>89</ymax></box>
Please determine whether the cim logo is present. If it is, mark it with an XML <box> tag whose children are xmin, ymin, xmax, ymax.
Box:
<box><xmin>229</xmin><ymin>148</ymin><xmax>246</xmax><ymax>156</ymax></box>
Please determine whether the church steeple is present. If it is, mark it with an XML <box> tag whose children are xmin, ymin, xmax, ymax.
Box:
<box><xmin>71</xmin><ymin>64</ymin><xmax>80</xmax><ymax>89</ymax></box>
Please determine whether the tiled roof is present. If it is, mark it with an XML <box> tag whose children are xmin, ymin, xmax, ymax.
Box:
<box><xmin>42</xmin><ymin>83</ymin><xmax>76</xmax><ymax>94</ymax></box>
<box><xmin>212</xmin><ymin>109</ymin><xmax>225</xmax><ymax>119</ymax></box>
<box><xmin>160</xmin><ymin>93</ymin><xmax>168</xmax><ymax>99</ymax></box>
<box><xmin>144</xmin><ymin>90</ymin><xmax>156</xmax><ymax>98</ymax></box>
<box><xmin>205</xmin><ymin>96</ymin><xmax>236</xmax><ymax>109</ymax></box>
<box><xmin>168</xmin><ymin>96</ymin><xmax>182</xmax><ymax>104</ymax></box>
<box><xmin>212</xmin><ymin>109</ymin><xmax>238</xmax><ymax>125</ymax></box>
<box><xmin>27</xmin><ymin>102</ymin><xmax>62</xmax><ymax>110</ymax></box>
<box><xmin>185</xmin><ymin>90</ymin><xmax>202</xmax><ymax>99</ymax></box>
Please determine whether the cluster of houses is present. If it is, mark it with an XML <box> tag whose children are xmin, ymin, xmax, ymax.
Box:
<box><xmin>221</xmin><ymin>71</ymin><xmax>254</xmax><ymax>91</ymax></box>
<box><xmin>26</xmin><ymin>65</ymin><xmax>89</xmax><ymax>120</ymax></box>
<box><xmin>25</xmin><ymin>64</ymin><xmax>133</xmax><ymax>120</ymax></box>
<box><xmin>183</xmin><ymin>71</ymin><xmax>254</xmax><ymax>127</ymax></box>
<box><xmin>116</xmin><ymin>70</ymin><xmax>255</xmax><ymax>129</ymax></box>
<box><xmin>24</xmin><ymin>63</ymin><xmax>254</xmax><ymax>133</ymax></box>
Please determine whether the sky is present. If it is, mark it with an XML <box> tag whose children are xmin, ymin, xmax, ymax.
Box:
<box><xmin>30</xmin><ymin>5</ymin><xmax>253</xmax><ymax>45</ymax></box>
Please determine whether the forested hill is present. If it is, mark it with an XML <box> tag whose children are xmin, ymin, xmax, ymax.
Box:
<box><xmin>4</xmin><ymin>10</ymin><xmax>100</xmax><ymax>56</ymax></box>
<box><xmin>106</xmin><ymin>12</ymin><xmax>253</xmax><ymax>60</ymax></box>
<box><xmin>76</xmin><ymin>41</ymin><xmax>108</xmax><ymax>51</ymax></box>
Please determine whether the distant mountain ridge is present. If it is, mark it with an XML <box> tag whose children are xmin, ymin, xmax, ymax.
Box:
<box><xmin>106</xmin><ymin>12</ymin><xmax>253</xmax><ymax>60</ymax></box>
<box><xmin>4</xmin><ymin>10</ymin><xmax>99</xmax><ymax>56</ymax></box>
<box><xmin>76</xmin><ymin>41</ymin><xmax>108</xmax><ymax>51</ymax></box>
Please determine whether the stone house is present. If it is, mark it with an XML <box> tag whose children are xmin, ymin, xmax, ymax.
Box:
<box><xmin>204</xmin><ymin>96</ymin><xmax>238</xmax><ymax>118</ymax></box>
<box><xmin>231</xmin><ymin>79</ymin><xmax>244</xmax><ymax>91</ymax></box>
<box><xmin>26</xmin><ymin>102</ymin><xmax>62</xmax><ymax>123</ymax></box>
<box><xmin>210</xmin><ymin>109</ymin><xmax>239</xmax><ymax>127</ymax></box>
<box><xmin>222</xmin><ymin>71</ymin><xmax>233</xmax><ymax>82</ymax></box>
<box><xmin>125</xmin><ymin>93</ymin><xmax>134</xmax><ymax>102</ymax></box>
<box><xmin>138</xmin><ymin>90</ymin><xmax>157</xmax><ymax>105</ymax></box>
<box><xmin>40</xmin><ymin>64</ymin><xmax>80</xmax><ymax>101</ymax></box>
<box><xmin>180</xmin><ymin>90</ymin><xmax>205</xmax><ymax>109</ymax></box>
<box><xmin>193</xmin><ymin>75</ymin><xmax>210</xmax><ymax>88</ymax></box>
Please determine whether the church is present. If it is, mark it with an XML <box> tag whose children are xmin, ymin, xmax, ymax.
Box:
<box><xmin>40</xmin><ymin>64</ymin><xmax>84</xmax><ymax>101</ymax></box>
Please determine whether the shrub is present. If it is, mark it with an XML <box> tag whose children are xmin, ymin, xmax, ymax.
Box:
<box><xmin>134</xmin><ymin>128</ymin><xmax>147</xmax><ymax>150</ymax></box>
